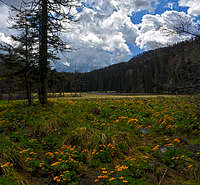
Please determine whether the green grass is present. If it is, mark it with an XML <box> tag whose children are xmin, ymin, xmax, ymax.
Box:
<box><xmin>0</xmin><ymin>95</ymin><xmax>200</xmax><ymax>185</ymax></box>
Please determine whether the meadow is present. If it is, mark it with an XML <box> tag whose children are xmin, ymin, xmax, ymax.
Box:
<box><xmin>0</xmin><ymin>95</ymin><xmax>200</xmax><ymax>185</ymax></box>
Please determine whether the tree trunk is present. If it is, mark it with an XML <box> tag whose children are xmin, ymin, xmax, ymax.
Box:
<box><xmin>39</xmin><ymin>0</ymin><xmax>48</xmax><ymax>104</ymax></box>
<box><xmin>25</xmin><ymin>21</ymin><xmax>32</xmax><ymax>105</ymax></box>
<box><xmin>25</xmin><ymin>72</ymin><xmax>32</xmax><ymax>105</ymax></box>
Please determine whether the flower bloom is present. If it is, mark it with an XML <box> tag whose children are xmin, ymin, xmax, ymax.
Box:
<box><xmin>119</xmin><ymin>117</ymin><xmax>128</xmax><ymax>119</ymax></box>
<box><xmin>50</xmin><ymin>162</ymin><xmax>60</xmax><ymax>166</ymax></box>
<box><xmin>109</xmin><ymin>177</ymin><xmax>115</xmax><ymax>181</ymax></box>
<box><xmin>164</xmin><ymin>138</ymin><xmax>170</xmax><ymax>141</ymax></box>
<box><xmin>128</xmin><ymin>118</ymin><xmax>138</xmax><ymax>124</ymax></box>
<box><xmin>152</xmin><ymin>145</ymin><xmax>159</xmax><ymax>151</ymax></box>
<box><xmin>173</xmin><ymin>138</ymin><xmax>181</xmax><ymax>143</ymax></box>
<box><xmin>1</xmin><ymin>162</ymin><xmax>11</xmax><ymax>168</ymax></box>
<box><xmin>20</xmin><ymin>149</ymin><xmax>29</xmax><ymax>154</ymax></box>
<box><xmin>53</xmin><ymin>176</ymin><xmax>59</xmax><ymax>181</ymax></box>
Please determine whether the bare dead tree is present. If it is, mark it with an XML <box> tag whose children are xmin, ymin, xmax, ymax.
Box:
<box><xmin>160</xmin><ymin>11</ymin><xmax>200</xmax><ymax>93</ymax></box>
<box><xmin>161</xmin><ymin>11</ymin><xmax>200</xmax><ymax>38</ymax></box>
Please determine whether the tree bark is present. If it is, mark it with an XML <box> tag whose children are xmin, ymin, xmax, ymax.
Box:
<box><xmin>25</xmin><ymin>72</ymin><xmax>32</xmax><ymax>105</ymax></box>
<box><xmin>25</xmin><ymin>21</ymin><xmax>32</xmax><ymax>105</ymax></box>
<box><xmin>39</xmin><ymin>0</ymin><xmax>48</xmax><ymax>104</ymax></box>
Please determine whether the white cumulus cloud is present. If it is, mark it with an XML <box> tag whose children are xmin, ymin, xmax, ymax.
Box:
<box><xmin>61</xmin><ymin>0</ymin><xmax>160</xmax><ymax>71</ymax></box>
<box><xmin>0</xmin><ymin>33</ymin><xmax>12</xmax><ymax>44</ymax></box>
<box><xmin>0</xmin><ymin>5</ymin><xmax>13</xmax><ymax>44</ymax></box>
<box><xmin>179</xmin><ymin>0</ymin><xmax>200</xmax><ymax>16</ymax></box>
<box><xmin>0</xmin><ymin>6</ymin><xmax>9</xmax><ymax>28</ymax></box>
<box><xmin>61</xmin><ymin>2</ymin><xmax>141</xmax><ymax>71</ymax></box>
<box><xmin>136</xmin><ymin>10</ymin><xmax>198</xmax><ymax>50</ymax></box>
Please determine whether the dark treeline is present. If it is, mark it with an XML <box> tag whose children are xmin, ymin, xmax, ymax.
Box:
<box><xmin>50</xmin><ymin>38</ymin><xmax>200</xmax><ymax>94</ymax></box>
<box><xmin>82</xmin><ymin>38</ymin><xmax>200</xmax><ymax>94</ymax></box>
<box><xmin>0</xmin><ymin>38</ymin><xmax>200</xmax><ymax>100</ymax></box>
<box><xmin>0</xmin><ymin>61</ymin><xmax>86</xmax><ymax>100</ymax></box>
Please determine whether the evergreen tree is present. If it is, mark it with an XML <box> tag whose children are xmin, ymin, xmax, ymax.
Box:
<box><xmin>32</xmin><ymin>0</ymin><xmax>79</xmax><ymax>104</ymax></box>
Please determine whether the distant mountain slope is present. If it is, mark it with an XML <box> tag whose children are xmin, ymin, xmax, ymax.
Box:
<box><xmin>83</xmin><ymin>39</ymin><xmax>200</xmax><ymax>94</ymax></box>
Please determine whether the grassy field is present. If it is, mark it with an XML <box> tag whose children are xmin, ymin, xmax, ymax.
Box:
<box><xmin>0</xmin><ymin>95</ymin><xmax>200</xmax><ymax>185</ymax></box>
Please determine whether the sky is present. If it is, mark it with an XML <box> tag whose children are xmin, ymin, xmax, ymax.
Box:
<box><xmin>0</xmin><ymin>0</ymin><xmax>200</xmax><ymax>72</ymax></box>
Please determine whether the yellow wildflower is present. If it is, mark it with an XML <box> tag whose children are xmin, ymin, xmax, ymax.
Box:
<box><xmin>173</xmin><ymin>138</ymin><xmax>181</xmax><ymax>143</ymax></box>
<box><xmin>152</xmin><ymin>145</ymin><xmax>159</xmax><ymax>151</ymax></box>
<box><xmin>20</xmin><ymin>149</ymin><xmax>29</xmax><ymax>154</ymax></box>
<box><xmin>53</xmin><ymin>176</ymin><xmax>59</xmax><ymax>181</ymax></box>
<box><xmin>1</xmin><ymin>162</ymin><xmax>11</xmax><ymax>168</ymax></box>
<box><xmin>50</xmin><ymin>162</ymin><xmax>60</xmax><ymax>166</ymax></box>
<box><xmin>119</xmin><ymin>117</ymin><xmax>128</xmax><ymax>119</ymax></box>
<box><xmin>109</xmin><ymin>177</ymin><xmax>115</xmax><ymax>181</ymax></box>
<box><xmin>121</xmin><ymin>165</ymin><xmax>128</xmax><ymax>169</ymax></box>
<box><xmin>163</xmin><ymin>138</ymin><xmax>170</xmax><ymax>141</ymax></box>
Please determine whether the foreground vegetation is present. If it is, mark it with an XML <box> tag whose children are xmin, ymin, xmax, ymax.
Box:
<box><xmin>0</xmin><ymin>95</ymin><xmax>200</xmax><ymax>185</ymax></box>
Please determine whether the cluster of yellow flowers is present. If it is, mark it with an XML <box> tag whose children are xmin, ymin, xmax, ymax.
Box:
<box><xmin>94</xmin><ymin>166</ymin><xmax>129</xmax><ymax>183</ymax></box>
<box><xmin>45</xmin><ymin>152</ymin><xmax>55</xmax><ymax>158</ymax></box>
<box><xmin>53</xmin><ymin>172</ymin><xmax>68</xmax><ymax>182</ymax></box>
<box><xmin>116</xmin><ymin>116</ymin><xmax>139</xmax><ymax>125</ymax></box>
<box><xmin>153</xmin><ymin>138</ymin><xmax>181</xmax><ymax>151</ymax></box>
<box><xmin>115</xmin><ymin>165</ymin><xmax>128</xmax><ymax>171</ymax></box>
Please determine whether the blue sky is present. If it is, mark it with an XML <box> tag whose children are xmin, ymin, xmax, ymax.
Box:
<box><xmin>0</xmin><ymin>0</ymin><xmax>200</xmax><ymax>72</ymax></box>
<box><xmin>130</xmin><ymin>0</ymin><xmax>199</xmax><ymax>56</ymax></box>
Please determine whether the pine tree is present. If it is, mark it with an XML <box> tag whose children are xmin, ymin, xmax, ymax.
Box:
<box><xmin>9</xmin><ymin>1</ymin><xmax>39</xmax><ymax>104</ymax></box>
<box><xmin>32</xmin><ymin>0</ymin><xmax>79</xmax><ymax>104</ymax></box>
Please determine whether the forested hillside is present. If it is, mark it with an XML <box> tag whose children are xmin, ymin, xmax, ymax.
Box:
<box><xmin>83</xmin><ymin>39</ymin><xmax>200</xmax><ymax>94</ymax></box>
<box><xmin>1</xmin><ymin>39</ymin><xmax>200</xmax><ymax>99</ymax></box>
